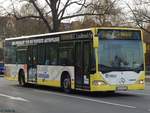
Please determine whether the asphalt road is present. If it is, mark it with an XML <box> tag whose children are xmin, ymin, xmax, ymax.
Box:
<box><xmin>0</xmin><ymin>76</ymin><xmax>150</xmax><ymax>113</ymax></box>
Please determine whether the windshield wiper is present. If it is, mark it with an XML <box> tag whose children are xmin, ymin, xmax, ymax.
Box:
<box><xmin>132</xmin><ymin>64</ymin><xmax>144</xmax><ymax>73</ymax></box>
<box><xmin>99</xmin><ymin>64</ymin><xmax>144</xmax><ymax>73</ymax></box>
<box><xmin>99</xmin><ymin>64</ymin><xmax>119</xmax><ymax>73</ymax></box>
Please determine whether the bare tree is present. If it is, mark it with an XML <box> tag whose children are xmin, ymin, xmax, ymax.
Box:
<box><xmin>6</xmin><ymin>0</ymin><xmax>118</xmax><ymax>32</ymax></box>
<box><xmin>20</xmin><ymin>2</ymin><xmax>39</xmax><ymax>17</ymax></box>
<box><xmin>8</xmin><ymin>0</ymin><xmax>86</xmax><ymax>32</ymax></box>
<box><xmin>127</xmin><ymin>0</ymin><xmax>150</xmax><ymax>33</ymax></box>
<box><xmin>82</xmin><ymin>0</ymin><xmax>125</xmax><ymax>26</ymax></box>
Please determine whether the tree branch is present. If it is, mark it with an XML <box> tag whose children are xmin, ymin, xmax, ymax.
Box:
<box><xmin>61</xmin><ymin>13</ymin><xmax>104</xmax><ymax>20</ymax></box>
<box><xmin>58</xmin><ymin>0</ymin><xmax>70</xmax><ymax>19</ymax></box>
<box><xmin>30</xmin><ymin>0</ymin><xmax>52</xmax><ymax>32</ymax></box>
<box><xmin>126</xmin><ymin>3</ymin><xmax>150</xmax><ymax>33</ymax></box>
<box><xmin>14</xmin><ymin>15</ymin><xmax>40</xmax><ymax>20</ymax></box>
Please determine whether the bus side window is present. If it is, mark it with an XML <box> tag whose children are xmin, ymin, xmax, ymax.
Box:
<box><xmin>59</xmin><ymin>50</ymin><xmax>71</xmax><ymax>65</ymax></box>
<box><xmin>51</xmin><ymin>58</ymin><xmax>57</xmax><ymax>65</ymax></box>
<box><xmin>59</xmin><ymin>42</ymin><xmax>74</xmax><ymax>66</ymax></box>
<box><xmin>5</xmin><ymin>46</ymin><xmax>16</xmax><ymax>64</ymax></box>
<box><xmin>16</xmin><ymin>48</ymin><xmax>27</xmax><ymax>64</ymax></box>
<box><xmin>45</xmin><ymin>43</ymin><xmax>58</xmax><ymax>65</ymax></box>
<box><xmin>45</xmin><ymin>59</ymin><xmax>50</xmax><ymax>65</ymax></box>
<box><xmin>38</xmin><ymin>44</ymin><xmax>45</xmax><ymax>65</ymax></box>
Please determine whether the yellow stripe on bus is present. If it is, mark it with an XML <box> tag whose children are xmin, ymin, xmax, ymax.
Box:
<box><xmin>37</xmin><ymin>80</ymin><xmax>60</xmax><ymax>87</ymax></box>
<box><xmin>5</xmin><ymin>76</ymin><xmax>17</xmax><ymax>81</ymax></box>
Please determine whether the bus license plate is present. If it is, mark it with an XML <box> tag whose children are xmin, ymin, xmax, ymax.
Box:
<box><xmin>116</xmin><ymin>86</ymin><xmax>128</xmax><ymax>91</ymax></box>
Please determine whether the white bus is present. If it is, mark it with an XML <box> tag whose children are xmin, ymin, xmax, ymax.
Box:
<box><xmin>4</xmin><ymin>27</ymin><xmax>145</xmax><ymax>93</ymax></box>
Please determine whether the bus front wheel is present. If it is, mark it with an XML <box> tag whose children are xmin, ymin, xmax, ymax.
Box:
<box><xmin>61</xmin><ymin>73</ymin><xmax>71</xmax><ymax>93</ymax></box>
<box><xmin>18</xmin><ymin>69</ymin><xmax>26</xmax><ymax>86</ymax></box>
<box><xmin>63</xmin><ymin>78</ymin><xmax>71</xmax><ymax>93</ymax></box>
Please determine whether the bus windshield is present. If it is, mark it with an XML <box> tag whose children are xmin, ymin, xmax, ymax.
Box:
<box><xmin>98</xmin><ymin>30</ymin><xmax>144</xmax><ymax>73</ymax></box>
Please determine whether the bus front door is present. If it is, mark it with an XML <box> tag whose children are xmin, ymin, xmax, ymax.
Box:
<box><xmin>27</xmin><ymin>46</ymin><xmax>37</xmax><ymax>83</ymax></box>
<box><xmin>75</xmin><ymin>41</ymin><xmax>90</xmax><ymax>90</ymax></box>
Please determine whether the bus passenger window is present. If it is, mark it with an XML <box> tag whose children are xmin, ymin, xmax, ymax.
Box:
<box><xmin>45</xmin><ymin>43</ymin><xmax>58</xmax><ymax>65</ymax></box>
<box><xmin>59</xmin><ymin>49</ymin><xmax>73</xmax><ymax>66</ymax></box>
<box><xmin>51</xmin><ymin>58</ymin><xmax>57</xmax><ymax>65</ymax></box>
<box><xmin>38</xmin><ymin>45</ymin><xmax>45</xmax><ymax>65</ymax></box>
<box><xmin>45</xmin><ymin>59</ymin><xmax>50</xmax><ymax>65</ymax></box>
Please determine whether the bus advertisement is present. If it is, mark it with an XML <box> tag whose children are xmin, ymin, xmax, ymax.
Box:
<box><xmin>4</xmin><ymin>27</ymin><xmax>145</xmax><ymax>93</ymax></box>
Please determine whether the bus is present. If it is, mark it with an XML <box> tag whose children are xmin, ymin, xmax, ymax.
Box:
<box><xmin>0</xmin><ymin>48</ymin><xmax>5</xmax><ymax>74</ymax></box>
<box><xmin>4</xmin><ymin>27</ymin><xmax>145</xmax><ymax>92</ymax></box>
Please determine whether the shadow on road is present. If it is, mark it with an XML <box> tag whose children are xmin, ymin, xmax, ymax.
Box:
<box><xmin>10</xmin><ymin>83</ymin><xmax>140</xmax><ymax>99</ymax></box>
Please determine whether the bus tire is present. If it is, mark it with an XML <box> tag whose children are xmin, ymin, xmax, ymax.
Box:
<box><xmin>61</xmin><ymin>72</ymin><xmax>71</xmax><ymax>93</ymax></box>
<box><xmin>18</xmin><ymin>69</ymin><xmax>26</xmax><ymax>86</ymax></box>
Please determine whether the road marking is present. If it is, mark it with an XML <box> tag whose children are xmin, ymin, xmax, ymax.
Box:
<box><xmin>34</xmin><ymin>90</ymin><xmax>136</xmax><ymax>109</ymax></box>
<box><xmin>119</xmin><ymin>92</ymin><xmax>150</xmax><ymax>96</ymax></box>
<box><xmin>0</xmin><ymin>93</ymin><xmax>29</xmax><ymax>102</ymax></box>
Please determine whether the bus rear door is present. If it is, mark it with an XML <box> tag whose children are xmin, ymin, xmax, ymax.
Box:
<box><xmin>27</xmin><ymin>46</ymin><xmax>38</xmax><ymax>83</ymax></box>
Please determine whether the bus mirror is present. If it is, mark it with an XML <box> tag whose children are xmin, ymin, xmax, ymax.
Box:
<box><xmin>93</xmin><ymin>36</ymin><xmax>99</xmax><ymax>48</ymax></box>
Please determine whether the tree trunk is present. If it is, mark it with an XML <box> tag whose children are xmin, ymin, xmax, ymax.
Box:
<box><xmin>52</xmin><ymin>19</ymin><xmax>60</xmax><ymax>32</ymax></box>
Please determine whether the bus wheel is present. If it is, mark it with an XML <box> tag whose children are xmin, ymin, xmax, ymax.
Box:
<box><xmin>18</xmin><ymin>70</ymin><xmax>26</xmax><ymax>86</ymax></box>
<box><xmin>62</xmin><ymin>77</ymin><xmax>71</xmax><ymax>93</ymax></box>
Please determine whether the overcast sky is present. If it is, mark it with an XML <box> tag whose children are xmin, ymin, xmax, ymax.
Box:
<box><xmin>0</xmin><ymin>0</ymin><xmax>135</xmax><ymax>22</ymax></box>
<box><xmin>0</xmin><ymin>0</ymin><xmax>133</xmax><ymax>12</ymax></box>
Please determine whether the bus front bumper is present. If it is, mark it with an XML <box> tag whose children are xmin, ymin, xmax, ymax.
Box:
<box><xmin>90</xmin><ymin>83</ymin><xmax>145</xmax><ymax>92</ymax></box>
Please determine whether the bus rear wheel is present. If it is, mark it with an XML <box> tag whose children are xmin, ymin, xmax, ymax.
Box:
<box><xmin>18</xmin><ymin>70</ymin><xmax>26</xmax><ymax>86</ymax></box>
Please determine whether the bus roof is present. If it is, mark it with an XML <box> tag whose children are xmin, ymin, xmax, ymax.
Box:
<box><xmin>5</xmin><ymin>28</ymin><xmax>91</xmax><ymax>41</ymax></box>
<box><xmin>5</xmin><ymin>27</ymin><xmax>141</xmax><ymax>41</ymax></box>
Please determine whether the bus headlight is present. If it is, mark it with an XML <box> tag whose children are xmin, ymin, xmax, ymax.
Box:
<box><xmin>136</xmin><ymin>80</ymin><xmax>144</xmax><ymax>84</ymax></box>
<box><xmin>138</xmin><ymin>80</ymin><xmax>144</xmax><ymax>84</ymax></box>
<box><xmin>92</xmin><ymin>80</ymin><xmax>106</xmax><ymax>86</ymax></box>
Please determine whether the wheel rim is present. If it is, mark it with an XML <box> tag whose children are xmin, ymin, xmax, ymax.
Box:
<box><xmin>63</xmin><ymin>78</ymin><xmax>70</xmax><ymax>89</ymax></box>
